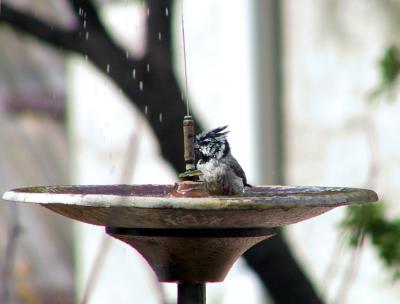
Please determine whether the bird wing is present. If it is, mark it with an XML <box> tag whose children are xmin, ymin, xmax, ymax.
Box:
<box><xmin>229</xmin><ymin>156</ymin><xmax>251</xmax><ymax>187</ymax></box>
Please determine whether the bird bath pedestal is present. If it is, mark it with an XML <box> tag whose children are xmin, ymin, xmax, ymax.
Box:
<box><xmin>2</xmin><ymin>184</ymin><xmax>378</xmax><ymax>303</ymax></box>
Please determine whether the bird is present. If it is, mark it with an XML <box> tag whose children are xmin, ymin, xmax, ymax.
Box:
<box><xmin>194</xmin><ymin>126</ymin><xmax>251</xmax><ymax>195</ymax></box>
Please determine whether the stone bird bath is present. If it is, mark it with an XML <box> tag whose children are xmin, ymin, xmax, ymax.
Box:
<box><xmin>2</xmin><ymin>183</ymin><xmax>378</xmax><ymax>303</ymax></box>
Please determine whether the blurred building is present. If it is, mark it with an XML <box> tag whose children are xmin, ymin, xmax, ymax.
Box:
<box><xmin>0</xmin><ymin>11</ymin><xmax>73</xmax><ymax>304</ymax></box>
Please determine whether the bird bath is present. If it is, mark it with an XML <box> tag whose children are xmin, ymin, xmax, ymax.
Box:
<box><xmin>2</xmin><ymin>183</ymin><xmax>378</xmax><ymax>303</ymax></box>
<box><xmin>2</xmin><ymin>110</ymin><xmax>378</xmax><ymax>304</ymax></box>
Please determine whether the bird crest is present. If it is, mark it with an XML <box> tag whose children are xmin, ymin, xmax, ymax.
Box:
<box><xmin>196</xmin><ymin>125</ymin><xmax>229</xmax><ymax>143</ymax></box>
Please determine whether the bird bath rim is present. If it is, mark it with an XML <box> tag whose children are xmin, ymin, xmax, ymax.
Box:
<box><xmin>2</xmin><ymin>184</ymin><xmax>378</xmax><ymax>229</ymax></box>
<box><xmin>2</xmin><ymin>184</ymin><xmax>378</xmax><ymax>210</ymax></box>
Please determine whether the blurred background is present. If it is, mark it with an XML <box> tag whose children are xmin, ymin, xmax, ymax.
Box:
<box><xmin>0</xmin><ymin>0</ymin><xmax>400</xmax><ymax>303</ymax></box>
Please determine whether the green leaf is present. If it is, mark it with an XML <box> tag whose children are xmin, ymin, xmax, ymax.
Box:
<box><xmin>369</xmin><ymin>46</ymin><xmax>400</xmax><ymax>101</ymax></box>
<box><xmin>341</xmin><ymin>200</ymin><xmax>400</xmax><ymax>280</ymax></box>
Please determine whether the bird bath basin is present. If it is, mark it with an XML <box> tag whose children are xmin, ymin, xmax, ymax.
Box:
<box><xmin>2</xmin><ymin>184</ymin><xmax>377</xmax><ymax>303</ymax></box>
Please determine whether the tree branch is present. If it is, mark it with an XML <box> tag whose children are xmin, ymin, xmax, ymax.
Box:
<box><xmin>0</xmin><ymin>4</ymin><xmax>78</xmax><ymax>52</ymax></box>
<box><xmin>67</xmin><ymin>0</ymin><xmax>109</xmax><ymax>36</ymax></box>
<box><xmin>146</xmin><ymin>0</ymin><xmax>173</xmax><ymax>73</ymax></box>
<box><xmin>244</xmin><ymin>233</ymin><xmax>323</xmax><ymax>304</ymax></box>
<box><xmin>0</xmin><ymin>3</ymin><xmax>141</xmax><ymax>72</ymax></box>
<box><xmin>68</xmin><ymin>0</ymin><xmax>99</xmax><ymax>18</ymax></box>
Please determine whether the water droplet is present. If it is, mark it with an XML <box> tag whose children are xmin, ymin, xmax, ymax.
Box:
<box><xmin>79</xmin><ymin>7</ymin><xmax>83</xmax><ymax>16</ymax></box>
<box><xmin>106</xmin><ymin>64</ymin><xmax>110</xmax><ymax>73</ymax></box>
<box><xmin>139</xmin><ymin>81</ymin><xmax>144</xmax><ymax>91</ymax></box>
<box><xmin>159</xmin><ymin>113</ymin><xmax>163</xmax><ymax>122</ymax></box>
<box><xmin>132</xmin><ymin>69</ymin><xmax>136</xmax><ymax>79</ymax></box>
<box><xmin>147</xmin><ymin>64</ymin><xmax>150</xmax><ymax>73</ymax></box>
<box><xmin>126</xmin><ymin>50</ymin><xmax>129</xmax><ymax>58</ymax></box>
<box><xmin>84</xmin><ymin>55</ymin><xmax>88</xmax><ymax>61</ymax></box>
<box><xmin>158</xmin><ymin>32</ymin><xmax>162</xmax><ymax>41</ymax></box>
<box><xmin>165</xmin><ymin>8</ymin><xmax>169</xmax><ymax>16</ymax></box>
<box><xmin>145</xmin><ymin>105</ymin><xmax>148</xmax><ymax>115</ymax></box>
<box><xmin>83</xmin><ymin>20</ymin><xmax>87</xmax><ymax>29</ymax></box>
<box><xmin>85</xmin><ymin>32</ymin><xmax>89</xmax><ymax>40</ymax></box>
<box><xmin>147</xmin><ymin>8</ymin><xmax>150</xmax><ymax>16</ymax></box>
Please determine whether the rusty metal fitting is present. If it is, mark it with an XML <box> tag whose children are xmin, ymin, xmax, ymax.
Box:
<box><xmin>183</xmin><ymin>115</ymin><xmax>196</xmax><ymax>171</ymax></box>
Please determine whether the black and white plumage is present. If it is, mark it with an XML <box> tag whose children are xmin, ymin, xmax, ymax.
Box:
<box><xmin>194</xmin><ymin>126</ymin><xmax>251</xmax><ymax>195</ymax></box>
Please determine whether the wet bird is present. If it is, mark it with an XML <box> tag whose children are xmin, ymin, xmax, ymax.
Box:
<box><xmin>194</xmin><ymin>126</ymin><xmax>251</xmax><ymax>195</ymax></box>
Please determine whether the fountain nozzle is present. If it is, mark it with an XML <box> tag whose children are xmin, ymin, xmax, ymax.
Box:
<box><xmin>172</xmin><ymin>116</ymin><xmax>207</xmax><ymax>197</ymax></box>
<box><xmin>183</xmin><ymin>115</ymin><xmax>195</xmax><ymax>171</ymax></box>
<box><xmin>178</xmin><ymin>115</ymin><xmax>202</xmax><ymax>180</ymax></box>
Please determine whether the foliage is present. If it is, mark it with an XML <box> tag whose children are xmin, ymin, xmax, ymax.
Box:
<box><xmin>369</xmin><ymin>45</ymin><xmax>400</xmax><ymax>100</ymax></box>
<box><xmin>341</xmin><ymin>202</ymin><xmax>400</xmax><ymax>279</ymax></box>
